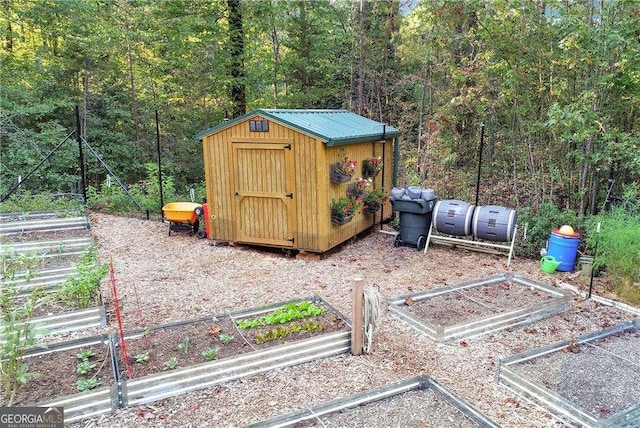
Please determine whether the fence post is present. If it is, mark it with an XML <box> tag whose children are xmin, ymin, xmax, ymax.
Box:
<box><xmin>351</xmin><ymin>277</ymin><xmax>364</xmax><ymax>355</ymax></box>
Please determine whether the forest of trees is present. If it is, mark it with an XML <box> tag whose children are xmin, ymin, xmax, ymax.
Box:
<box><xmin>1</xmin><ymin>0</ymin><xmax>639</xmax><ymax>215</ymax></box>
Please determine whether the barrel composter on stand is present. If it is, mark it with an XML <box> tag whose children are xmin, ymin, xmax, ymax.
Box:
<box><xmin>424</xmin><ymin>200</ymin><xmax>518</xmax><ymax>266</ymax></box>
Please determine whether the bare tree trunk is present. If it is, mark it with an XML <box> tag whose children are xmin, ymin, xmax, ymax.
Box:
<box><xmin>228</xmin><ymin>0</ymin><xmax>246</xmax><ymax>118</ymax></box>
<box><xmin>357</xmin><ymin>0</ymin><xmax>365</xmax><ymax>115</ymax></box>
<box><xmin>268</xmin><ymin>0</ymin><xmax>280</xmax><ymax>107</ymax></box>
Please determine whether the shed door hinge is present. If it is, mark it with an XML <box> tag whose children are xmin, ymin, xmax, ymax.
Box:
<box><xmin>286</xmin><ymin>193</ymin><xmax>293</xmax><ymax>199</ymax></box>
<box><xmin>287</xmin><ymin>237</ymin><xmax>295</xmax><ymax>243</ymax></box>
<box><xmin>283</xmin><ymin>144</ymin><xmax>291</xmax><ymax>150</ymax></box>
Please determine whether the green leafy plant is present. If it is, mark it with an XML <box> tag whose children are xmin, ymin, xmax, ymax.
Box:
<box><xmin>177</xmin><ymin>337</ymin><xmax>189</xmax><ymax>354</ymax></box>
<box><xmin>76</xmin><ymin>350</ymin><xmax>96</xmax><ymax>361</ymax></box>
<box><xmin>330</xmin><ymin>196</ymin><xmax>363</xmax><ymax>217</ymax></box>
<box><xmin>77</xmin><ymin>378</ymin><xmax>100</xmax><ymax>392</ymax></box>
<box><xmin>201</xmin><ymin>348</ymin><xmax>219</xmax><ymax>361</ymax></box>
<box><xmin>163</xmin><ymin>357</ymin><xmax>178</xmax><ymax>370</ymax></box>
<box><xmin>516</xmin><ymin>203</ymin><xmax>585</xmax><ymax>257</ymax></box>
<box><xmin>219</xmin><ymin>334</ymin><xmax>234</xmax><ymax>344</ymax></box>
<box><xmin>330</xmin><ymin>148</ymin><xmax>357</xmax><ymax>176</ymax></box>
<box><xmin>76</xmin><ymin>360</ymin><xmax>95</xmax><ymax>375</ymax></box>
<box><xmin>1</xmin><ymin>254</ymin><xmax>46</xmax><ymax>406</ymax></box>
<box><xmin>254</xmin><ymin>320</ymin><xmax>325</xmax><ymax>344</ymax></box>
<box><xmin>57</xmin><ymin>248</ymin><xmax>108</xmax><ymax>309</ymax></box>
<box><xmin>135</xmin><ymin>352</ymin><xmax>149</xmax><ymax>363</ymax></box>
<box><xmin>237</xmin><ymin>301</ymin><xmax>326</xmax><ymax>329</ymax></box>
<box><xmin>585</xmin><ymin>202</ymin><xmax>640</xmax><ymax>304</ymax></box>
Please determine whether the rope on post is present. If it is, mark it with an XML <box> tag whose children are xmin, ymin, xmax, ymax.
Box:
<box><xmin>362</xmin><ymin>285</ymin><xmax>380</xmax><ymax>354</ymax></box>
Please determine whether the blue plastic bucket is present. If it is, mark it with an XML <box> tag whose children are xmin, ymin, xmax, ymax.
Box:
<box><xmin>547</xmin><ymin>232</ymin><xmax>580</xmax><ymax>272</ymax></box>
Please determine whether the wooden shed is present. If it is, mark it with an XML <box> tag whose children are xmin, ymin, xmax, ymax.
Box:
<box><xmin>195</xmin><ymin>109</ymin><xmax>400</xmax><ymax>254</ymax></box>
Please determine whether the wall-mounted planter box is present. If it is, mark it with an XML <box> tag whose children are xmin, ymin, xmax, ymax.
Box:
<box><xmin>388</xmin><ymin>273</ymin><xmax>571</xmax><ymax>342</ymax></box>
<box><xmin>499</xmin><ymin>319</ymin><xmax>640</xmax><ymax>428</ymax></box>
<box><xmin>115</xmin><ymin>297</ymin><xmax>351</xmax><ymax>409</ymax></box>
<box><xmin>251</xmin><ymin>375</ymin><xmax>498</xmax><ymax>427</ymax></box>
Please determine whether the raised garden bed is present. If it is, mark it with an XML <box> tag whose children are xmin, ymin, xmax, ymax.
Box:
<box><xmin>251</xmin><ymin>375</ymin><xmax>498</xmax><ymax>427</ymax></box>
<box><xmin>499</xmin><ymin>318</ymin><xmax>640</xmax><ymax>427</ymax></box>
<box><xmin>9</xmin><ymin>334</ymin><xmax>117</xmax><ymax>423</ymax></box>
<box><xmin>388</xmin><ymin>273</ymin><xmax>571</xmax><ymax>341</ymax></box>
<box><xmin>115</xmin><ymin>297</ymin><xmax>351</xmax><ymax>408</ymax></box>
<box><xmin>7</xmin><ymin>297</ymin><xmax>351</xmax><ymax>422</ymax></box>
<box><xmin>0</xmin><ymin>304</ymin><xmax>106</xmax><ymax>343</ymax></box>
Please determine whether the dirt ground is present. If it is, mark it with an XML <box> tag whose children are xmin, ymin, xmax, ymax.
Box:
<box><xmin>9</xmin><ymin>211</ymin><xmax>640</xmax><ymax>427</ymax></box>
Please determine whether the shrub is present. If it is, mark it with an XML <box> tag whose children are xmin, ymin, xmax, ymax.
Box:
<box><xmin>584</xmin><ymin>189</ymin><xmax>640</xmax><ymax>304</ymax></box>
<box><xmin>516</xmin><ymin>203</ymin><xmax>585</xmax><ymax>258</ymax></box>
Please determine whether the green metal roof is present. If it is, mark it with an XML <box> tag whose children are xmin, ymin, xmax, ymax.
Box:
<box><xmin>194</xmin><ymin>109</ymin><xmax>400</xmax><ymax>146</ymax></box>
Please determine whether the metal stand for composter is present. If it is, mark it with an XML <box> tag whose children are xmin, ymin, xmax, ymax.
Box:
<box><xmin>423</xmin><ymin>222</ymin><xmax>518</xmax><ymax>266</ymax></box>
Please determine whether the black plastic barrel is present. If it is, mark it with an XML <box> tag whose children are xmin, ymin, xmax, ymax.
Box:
<box><xmin>472</xmin><ymin>205</ymin><xmax>517</xmax><ymax>242</ymax></box>
<box><xmin>389</xmin><ymin>197</ymin><xmax>437</xmax><ymax>250</ymax></box>
<box><xmin>432</xmin><ymin>199</ymin><xmax>475</xmax><ymax>236</ymax></box>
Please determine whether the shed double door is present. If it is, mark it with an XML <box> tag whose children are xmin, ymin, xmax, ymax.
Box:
<box><xmin>232</xmin><ymin>142</ymin><xmax>296</xmax><ymax>247</ymax></box>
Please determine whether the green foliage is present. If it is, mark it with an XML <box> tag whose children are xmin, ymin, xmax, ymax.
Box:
<box><xmin>585</xmin><ymin>188</ymin><xmax>640</xmax><ymax>300</ymax></box>
<box><xmin>201</xmin><ymin>348</ymin><xmax>219</xmax><ymax>361</ymax></box>
<box><xmin>236</xmin><ymin>301</ymin><xmax>326</xmax><ymax>330</ymax></box>
<box><xmin>0</xmin><ymin>255</ymin><xmax>46</xmax><ymax>406</ymax></box>
<box><xmin>177</xmin><ymin>337</ymin><xmax>189</xmax><ymax>354</ymax></box>
<box><xmin>254</xmin><ymin>320</ymin><xmax>325</xmax><ymax>344</ymax></box>
<box><xmin>0</xmin><ymin>191</ymin><xmax>85</xmax><ymax>214</ymax></box>
<box><xmin>135</xmin><ymin>352</ymin><xmax>149</xmax><ymax>363</ymax></box>
<box><xmin>57</xmin><ymin>248</ymin><xmax>108</xmax><ymax>309</ymax></box>
<box><xmin>163</xmin><ymin>357</ymin><xmax>178</xmax><ymax>370</ymax></box>
<box><xmin>76</xmin><ymin>350</ymin><xmax>96</xmax><ymax>361</ymax></box>
<box><xmin>77</xmin><ymin>378</ymin><xmax>100</xmax><ymax>392</ymax></box>
<box><xmin>330</xmin><ymin>196</ymin><xmax>363</xmax><ymax>217</ymax></box>
<box><xmin>76</xmin><ymin>360</ymin><xmax>95</xmax><ymax>375</ymax></box>
<box><xmin>219</xmin><ymin>334</ymin><xmax>234</xmax><ymax>345</ymax></box>
<box><xmin>517</xmin><ymin>203</ymin><xmax>585</xmax><ymax>258</ymax></box>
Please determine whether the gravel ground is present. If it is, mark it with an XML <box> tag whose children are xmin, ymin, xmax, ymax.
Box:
<box><xmin>67</xmin><ymin>212</ymin><xmax>640</xmax><ymax>427</ymax></box>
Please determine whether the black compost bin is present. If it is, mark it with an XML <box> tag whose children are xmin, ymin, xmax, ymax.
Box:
<box><xmin>389</xmin><ymin>196</ymin><xmax>437</xmax><ymax>250</ymax></box>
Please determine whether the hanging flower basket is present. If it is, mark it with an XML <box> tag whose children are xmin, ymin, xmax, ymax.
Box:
<box><xmin>331</xmin><ymin>196</ymin><xmax>362</xmax><ymax>226</ymax></box>
<box><xmin>362</xmin><ymin>157</ymin><xmax>383</xmax><ymax>178</ymax></box>
<box><xmin>363</xmin><ymin>202</ymin><xmax>381</xmax><ymax>215</ymax></box>
<box><xmin>330</xmin><ymin>163</ymin><xmax>353</xmax><ymax>184</ymax></box>
<box><xmin>331</xmin><ymin>213</ymin><xmax>354</xmax><ymax>226</ymax></box>
<box><xmin>347</xmin><ymin>178</ymin><xmax>370</xmax><ymax>198</ymax></box>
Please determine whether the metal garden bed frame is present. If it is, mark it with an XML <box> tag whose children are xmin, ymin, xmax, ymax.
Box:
<box><xmin>0</xmin><ymin>215</ymin><xmax>90</xmax><ymax>235</ymax></box>
<box><xmin>250</xmin><ymin>375</ymin><xmax>499</xmax><ymax>427</ymax></box>
<box><xmin>499</xmin><ymin>319</ymin><xmax>640</xmax><ymax>428</ymax></box>
<box><xmin>0</xmin><ymin>304</ymin><xmax>108</xmax><ymax>343</ymax></box>
<box><xmin>388</xmin><ymin>273</ymin><xmax>571</xmax><ymax>342</ymax></box>
<box><xmin>115</xmin><ymin>296</ymin><xmax>351</xmax><ymax>408</ymax></box>
<box><xmin>15</xmin><ymin>297</ymin><xmax>352</xmax><ymax>423</ymax></box>
<box><xmin>26</xmin><ymin>334</ymin><xmax>119</xmax><ymax>423</ymax></box>
<box><xmin>0</xmin><ymin>237</ymin><xmax>94</xmax><ymax>258</ymax></box>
